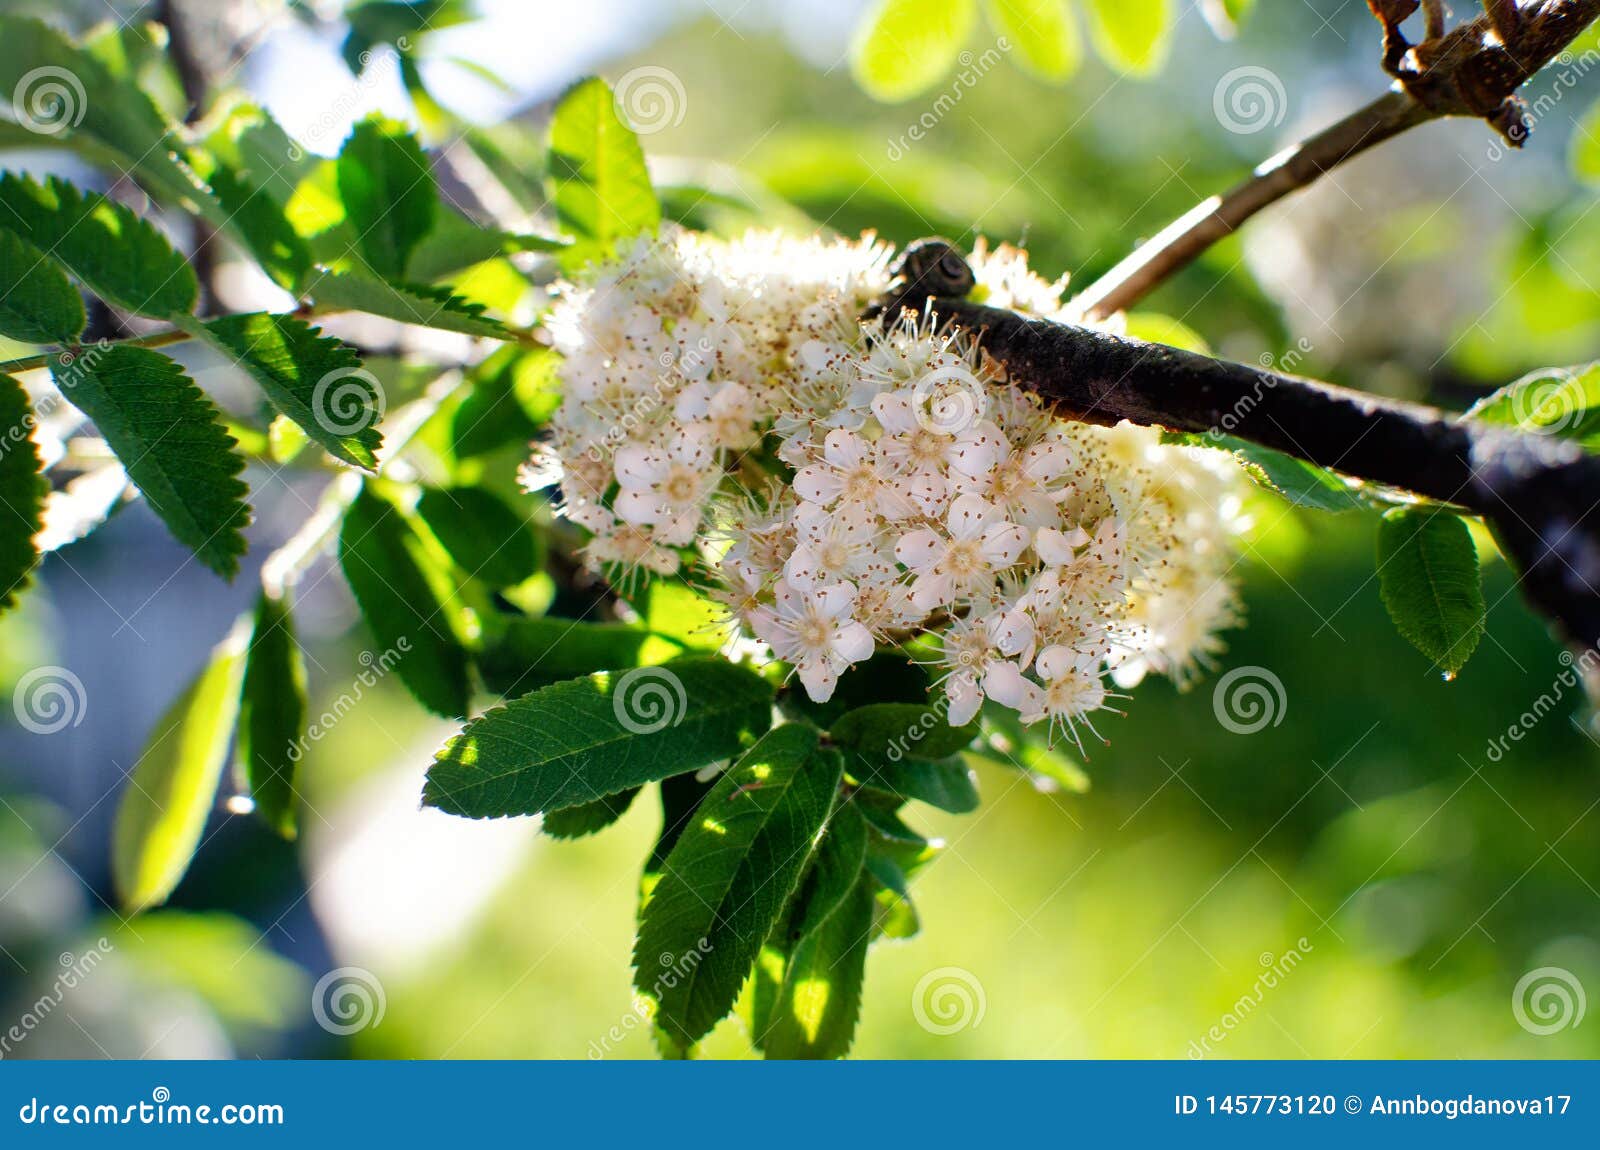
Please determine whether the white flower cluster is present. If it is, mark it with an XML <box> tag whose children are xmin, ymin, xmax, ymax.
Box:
<box><xmin>532</xmin><ymin>228</ymin><xmax>1250</xmax><ymax>749</ymax></box>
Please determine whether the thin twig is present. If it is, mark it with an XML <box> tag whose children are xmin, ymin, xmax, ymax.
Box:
<box><xmin>1071</xmin><ymin>0</ymin><xmax>1600</xmax><ymax>320</ymax></box>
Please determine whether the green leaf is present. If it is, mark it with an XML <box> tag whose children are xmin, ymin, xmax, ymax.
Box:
<box><xmin>1376</xmin><ymin>506</ymin><xmax>1485</xmax><ymax>677</ymax></box>
<box><xmin>339</xmin><ymin>485</ymin><xmax>472</xmax><ymax>717</ymax></box>
<box><xmin>451</xmin><ymin>345</ymin><xmax>552</xmax><ymax>458</ymax></box>
<box><xmin>0</xmin><ymin>226</ymin><xmax>85</xmax><ymax>344</ymax></box>
<box><xmin>848</xmin><ymin>751</ymin><xmax>980</xmax><ymax>813</ymax></box>
<box><xmin>477</xmin><ymin>616</ymin><xmax>686</xmax><ymax>697</ymax></box>
<box><xmin>0</xmin><ymin>373</ymin><xmax>46</xmax><ymax>613</ymax></box>
<box><xmin>763</xmin><ymin>876</ymin><xmax>874</xmax><ymax>1059</ymax></box>
<box><xmin>0</xmin><ymin>174</ymin><xmax>196</xmax><ymax>318</ymax></box>
<box><xmin>414</xmin><ymin>485</ymin><xmax>540</xmax><ymax>587</ymax></box>
<box><xmin>304</xmin><ymin>267</ymin><xmax>510</xmax><ymax>338</ymax></box>
<box><xmin>1463</xmin><ymin>363</ymin><xmax>1600</xmax><ymax>449</ymax></box>
<box><xmin>112</xmin><ymin>631</ymin><xmax>246</xmax><ymax>911</ymax></box>
<box><xmin>982</xmin><ymin>0</ymin><xmax>1080</xmax><ymax>82</ymax></box>
<box><xmin>830</xmin><ymin>702</ymin><xmax>979</xmax><ymax>760</ymax></box>
<box><xmin>202</xmin><ymin>160</ymin><xmax>313</xmax><ymax>292</ymax></box>
<box><xmin>0</xmin><ymin>17</ymin><xmax>226</xmax><ymax>226</ymax></box>
<box><xmin>548</xmin><ymin>77</ymin><xmax>660</xmax><ymax>264</ymax></box>
<box><xmin>52</xmin><ymin>346</ymin><xmax>249</xmax><ymax>578</ymax></box>
<box><xmin>1083</xmin><ymin>0</ymin><xmax>1172</xmax><ymax>75</ymax></box>
<box><xmin>1216</xmin><ymin>436</ymin><xmax>1366</xmax><ymax>512</ymax></box>
<box><xmin>236</xmin><ymin>590</ymin><xmax>307</xmax><ymax>839</ymax></box>
<box><xmin>851</xmin><ymin>0</ymin><xmax>977</xmax><ymax>102</ymax></box>
<box><xmin>541</xmin><ymin>786</ymin><xmax>640</xmax><ymax>840</ymax></box>
<box><xmin>186</xmin><ymin>312</ymin><xmax>382</xmax><ymax>470</ymax></box>
<box><xmin>757</xmin><ymin>801</ymin><xmax>871</xmax><ymax>1059</ymax></box>
<box><xmin>634</xmin><ymin>723</ymin><xmax>842</xmax><ymax>1047</ymax></box>
<box><xmin>337</xmin><ymin>116</ymin><xmax>438</xmax><ymax>279</ymax></box>
<box><xmin>424</xmin><ymin>657</ymin><xmax>774</xmax><ymax>818</ymax></box>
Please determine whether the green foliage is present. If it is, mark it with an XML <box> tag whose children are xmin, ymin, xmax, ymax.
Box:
<box><xmin>0</xmin><ymin>227</ymin><xmax>85</xmax><ymax>344</ymax></box>
<box><xmin>1083</xmin><ymin>0</ymin><xmax>1172</xmax><ymax>75</ymax></box>
<box><xmin>983</xmin><ymin>0</ymin><xmax>1081</xmax><ymax>82</ymax></box>
<box><xmin>830</xmin><ymin>702</ymin><xmax>980</xmax><ymax>760</ymax></box>
<box><xmin>190</xmin><ymin>312</ymin><xmax>383</xmax><ymax>470</ymax></box>
<box><xmin>0</xmin><ymin>372</ymin><xmax>45</xmax><ymax>613</ymax></box>
<box><xmin>304</xmin><ymin>267</ymin><xmax>511</xmax><ymax>338</ymax></box>
<box><xmin>52</xmin><ymin>345</ymin><xmax>250</xmax><ymax>578</ymax></box>
<box><xmin>338</xmin><ymin>116</ymin><xmax>438</xmax><ymax>279</ymax></box>
<box><xmin>755</xmin><ymin>800</ymin><xmax>870</xmax><ymax>1058</ymax></box>
<box><xmin>634</xmin><ymin>723</ymin><xmax>843</xmax><ymax>1047</ymax></box>
<box><xmin>475</xmin><ymin>616</ymin><xmax>686</xmax><ymax>697</ymax></box>
<box><xmin>0</xmin><ymin>174</ymin><xmax>196</xmax><ymax>318</ymax></box>
<box><xmin>236</xmin><ymin>591</ymin><xmax>308</xmax><ymax>840</ymax></box>
<box><xmin>541</xmin><ymin>786</ymin><xmax>641</xmax><ymax>840</ymax></box>
<box><xmin>849</xmin><ymin>752</ymin><xmax>981</xmax><ymax>813</ymax></box>
<box><xmin>414</xmin><ymin>485</ymin><xmax>541</xmax><ymax>587</ymax></box>
<box><xmin>1218</xmin><ymin>437</ymin><xmax>1369</xmax><ymax>512</ymax></box>
<box><xmin>548</xmin><ymin>77</ymin><xmax>661</xmax><ymax>265</ymax></box>
<box><xmin>1464</xmin><ymin>362</ymin><xmax>1600</xmax><ymax>449</ymax></box>
<box><xmin>339</xmin><ymin>485</ymin><xmax>473</xmax><ymax>717</ymax></box>
<box><xmin>851</xmin><ymin>0</ymin><xmax>977</xmax><ymax>102</ymax></box>
<box><xmin>1376</xmin><ymin>506</ymin><xmax>1486</xmax><ymax>677</ymax></box>
<box><xmin>424</xmin><ymin>657</ymin><xmax>775</xmax><ymax>818</ymax></box>
<box><xmin>112</xmin><ymin>632</ymin><xmax>246</xmax><ymax>911</ymax></box>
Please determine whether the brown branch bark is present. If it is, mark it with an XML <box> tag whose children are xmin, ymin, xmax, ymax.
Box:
<box><xmin>1071</xmin><ymin>0</ymin><xmax>1600</xmax><ymax>321</ymax></box>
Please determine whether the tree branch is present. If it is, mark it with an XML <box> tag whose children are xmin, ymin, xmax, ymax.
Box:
<box><xmin>885</xmin><ymin>263</ymin><xmax>1600</xmax><ymax>649</ymax></box>
<box><xmin>1071</xmin><ymin>0</ymin><xmax>1600</xmax><ymax>321</ymax></box>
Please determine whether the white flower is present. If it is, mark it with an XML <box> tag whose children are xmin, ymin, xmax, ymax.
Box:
<box><xmin>793</xmin><ymin>429</ymin><xmax>917</xmax><ymax>518</ymax></box>
<box><xmin>894</xmin><ymin>494</ymin><xmax>1029</xmax><ymax>610</ymax></box>
<box><xmin>783</xmin><ymin>501</ymin><xmax>886</xmax><ymax>591</ymax></box>
<box><xmin>613</xmin><ymin>425</ymin><xmax>718</xmax><ymax>545</ymax></box>
<box><xmin>677</xmin><ymin>380</ymin><xmax>759</xmax><ymax>451</ymax></box>
<box><xmin>750</xmin><ymin>580</ymin><xmax>874</xmax><ymax>702</ymax></box>
<box><xmin>1024</xmin><ymin>646</ymin><xmax>1113</xmax><ymax>752</ymax></box>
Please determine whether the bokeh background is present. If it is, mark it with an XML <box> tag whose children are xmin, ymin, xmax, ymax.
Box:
<box><xmin>2</xmin><ymin>0</ymin><xmax>1599</xmax><ymax>1059</ymax></box>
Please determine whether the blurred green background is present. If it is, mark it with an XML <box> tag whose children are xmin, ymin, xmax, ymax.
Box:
<box><xmin>1</xmin><ymin>0</ymin><xmax>1598</xmax><ymax>1059</ymax></box>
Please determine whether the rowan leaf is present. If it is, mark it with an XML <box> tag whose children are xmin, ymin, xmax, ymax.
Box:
<box><xmin>851</xmin><ymin>0</ymin><xmax>977</xmax><ymax>102</ymax></box>
<box><xmin>236</xmin><ymin>590</ymin><xmax>308</xmax><ymax>839</ymax></box>
<box><xmin>337</xmin><ymin>115</ymin><xmax>438</xmax><ymax>279</ymax></box>
<box><xmin>424</xmin><ymin>657</ymin><xmax>774</xmax><ymax>818</ymax></box>
<box><xmin>1376</xmin><ymin>506</ymin><xmax>1485</xmax><ymax>677</ymax></box>
<box><xmin>0</xmin><ymin>373</ymin><xmax>46</xmax><ymax>614</ymax></box>
<box><xmin>548</xmin><ymin>77</ymin><xmax>660</xmax><ymax>265</ymax></box>
<box><xmin>304</xmin><ymin>267</ymin><xmax>510</xmax><ymax>338</ymax></box>
<box><xmin>51</xmin><ymin>346</ymin><xmax>249</xmax><ymax>578</ymax></box>
<box><xmin>0</xmin><ymin>226</ymin><xmax>85</xmax><ymax>344</ymax></box>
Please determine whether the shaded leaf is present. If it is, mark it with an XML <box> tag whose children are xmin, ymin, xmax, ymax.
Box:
<box><xmin>51</xmin><ymin>346</ymin><xmax>249</xmax><ymax>578</ymax></box>
<box><xmin>424</xmin><ymin>657</ymin><xmax>774</xmax><ymax>818</ymax></box>
<box><xmin>236</xmin><ymin>590</ymin><xmax>307</xmax><ymax>839</ymax></box>
<box><xmin>476</xmin><ymin>616</ymin><xmax>685</xmax><ymax>698</ymax></box>
<box><xmin>634</xmin><ymin>723</ymin><xmax>841</xmax><ymax>1047</ymax></box>
<box><xmin>0</xmin><ymin>373</ymin><xmax>46</xmax><ymax>613</ymax></box>
<box><xmin>830</xmin><ymin>702</ymin><xmax>979</xmax><ymax>760</ymax></box>
<box><xmin>541</xmin><ymin>786</ymin><xmax>640</xmax><ymax>839</ymax></box>
<box><xmin>112</xmin><ymin>631</ymin><xmax>246</xmax><ymax>911</ymax></box>
<box><xmin>1376</xmin><ymin>506</ymin><xmax>1485</xmax><ymax>677</ymax></box>
<box><xmin>848</xmin><ymin>751</ymin><xmax>980</xmax><ymax>813</ymax></box>
<box><xmin>337</xmin><ymin>115</ymin><xmax>438</xmax><ymax>279</ymax></box>
<box><xmin>0</xmin><ymin>226</ymin><xmax>85</xmax><ymax>344</ymax></box>
<box><xmin>339</xmin><ymin>485</ymin><xmax>472</xmax><ymax>717</ymax></box>
<box><xmin>415</xmin><ymin>485</ymin><xmax>540</xmax><ymax>587</ymax></box>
